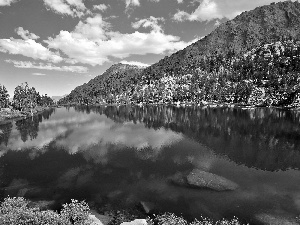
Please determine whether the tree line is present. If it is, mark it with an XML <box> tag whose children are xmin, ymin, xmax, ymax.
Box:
<box><xmin>0</xmin><ymin>82</ymin><xmax>54</xmax><ymax>111</ymax></box>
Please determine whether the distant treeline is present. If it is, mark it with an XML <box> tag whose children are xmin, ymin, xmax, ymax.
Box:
<box><xmin>58</xmin><ymin>39</ymin><xmax>300</xmax><ymax>107</ymax></box>
<box><xmin>0</xmin><ymin>82</ymin><xmax>54</xmax><ymax>111</ymax></box>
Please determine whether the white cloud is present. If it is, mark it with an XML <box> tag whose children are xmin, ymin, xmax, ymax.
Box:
<box><xmin>0</xmin><ymin>0</ymin><xmax>17</xmax><ymax>6</ymax></box>
<box><xmin>32</xmin><ymin>72</ymin><xmax>46</xmax><ymax>76</ymax></box>
<box><xmin>0</xmin><ymin>38</ymin><xmax>63</xmax><ymax>63</ymax></box>
<box><xmin>173</xmin><ymin>0</ymin><xmax>293</xmax><ymax>22</ymax></box>
<box><xmin>46</xmin><ymin>15</ymin><xmax>193</xmax><ymax>66</ymax></box>
<box><xmin>43</xmin><ymin>0</ymin><xmax>87</xmax><ymax>17</ymax></box>
<box><xmin>93</xmin><ymin>4</ymin><xmax>108</xmax><ymax>11</ymax></box>
<box><xmin>177</xmin><ymin>0</ymin><xmax>183</xmax><ymax>3</ymax></box>
<box><xmin>132</xmin><ymin>16</ymin><xmax>164</xmax><ymax>32</ymax></box>
<box><xmin>15</xmin><ymin>27</ymin><xmax>40</xmax><ymax>40</ymax></box>
<box><xmin>120</xmin><ymin>60</ymin><xmax>150</xmax><ymax>67</ymax></box>
<box><xmin>124</xmin><ymin>0</ymin><xmax>140</xmax><ymax>8</ymax></box>
<box><xmin>5</xmin><ymin>60</ymin><xmax>88</xmax><ymax>73</ymax></box>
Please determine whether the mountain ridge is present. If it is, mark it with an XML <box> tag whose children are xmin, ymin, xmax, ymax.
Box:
<box><xmin>59</xmin><ymin>1</ymin><xmax>300</xmax><ymax>107</ymax></box>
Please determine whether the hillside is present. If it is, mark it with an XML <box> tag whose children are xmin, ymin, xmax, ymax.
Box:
<box><xmin>59</xmin><ymin>1</ymin><xmax>300</xmax><ymax>107</ymax></box>
<box><xmin>142</xmin><ymin>0</ymin><xmax>300</xmax><ymax>80</ymax></box>
<box><xmin>59</xmin><ymin>64</ymin><xmax>144</xmax><ymax>104</ymax></box>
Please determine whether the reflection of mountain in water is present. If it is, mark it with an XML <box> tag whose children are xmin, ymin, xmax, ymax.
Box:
<box><xmin>75</xmin><ymin>106</ymin><xmax>300</xmax><ymax>171</ymax></box>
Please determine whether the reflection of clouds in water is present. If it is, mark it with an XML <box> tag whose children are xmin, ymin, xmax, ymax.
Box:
<box><xmin>55</xmin><ymin>119</ymin><xmax>182</xmax><ymax>162</ymax></box>
<box><xmin>0</xmin><ymin>114</ymin><xmax>91</xmax><ymax>157</ymax></box>
<box><xmin>0</xmin><ymin>110</ymin><xmax>182</xmax><ymax>163</ymax></box>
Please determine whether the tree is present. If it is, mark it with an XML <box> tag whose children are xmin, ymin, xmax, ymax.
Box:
<box><xmin>13</xmin><ymin>82</ymin><xmax>39</xmax><ymax>112</ymax></box>
<box><xmin>0</xmin><ymin>84</ymin><xmax>9</xmax><ymax>108</ymax></box>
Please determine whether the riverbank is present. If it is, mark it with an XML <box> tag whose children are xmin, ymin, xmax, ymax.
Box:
<box><xmin>0</xmin><ymin>106</ymin><xmax>54</xmax><ymax>124</ymax></box>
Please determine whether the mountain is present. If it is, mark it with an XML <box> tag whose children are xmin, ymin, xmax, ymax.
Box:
<box><xmin>142</xmin><ymin>0</ymin><xmax>300</xmax><ymax>79</ymax></box>
<box><xmin>52</xmin><ymin>95</ymin><xmax>67</xmax><ymax>102</ymax></box>
<box><xmin>59</xmin><ymin>64</ymin><xmax>144</xmax><ymax>104</ymax></box>
<box><xmin>59</xmin><ymin>1</ymin><xmax>300</xmax><ymax>107</ymax></box>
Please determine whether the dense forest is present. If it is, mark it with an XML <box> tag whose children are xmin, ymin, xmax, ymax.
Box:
<box><xmin>0</xmin><ymin>82</ymin><xmax>54</xmax><ymax>112</ymax></box>
<box><xmin>58</xmin><ymin>1</ymin><xmax>300</xmax><ymax>107</ymax></box>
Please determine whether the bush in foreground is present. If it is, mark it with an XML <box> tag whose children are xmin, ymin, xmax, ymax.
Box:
<box><xmin>147</xmin><ymin>213</ymin><xmax>245</xmax><ymax>225</ymax></box>
<box><xmin>0</xmin><ymin>197</ymin><xmax>91</xmax><ymax>225</ymax></box>
<box><xmin>0</xmin><ymin>197</ymin><xmax>247</xmax><ymax>225</ymax></box>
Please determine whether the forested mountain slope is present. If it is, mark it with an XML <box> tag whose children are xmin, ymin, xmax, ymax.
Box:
<box><xmin>59</xmin><ymin>64</ymin><xmax>144</xmax><ymax>104</ymax></box>
<box><xmin>59</xmin><ymin>1</ymin><xmax>300</xmax><ymax>107</ymax></box>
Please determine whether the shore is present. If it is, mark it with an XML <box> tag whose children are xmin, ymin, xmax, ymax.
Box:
<box><xmin>58</xmin><ymin>101</ymin><xmax>300</xmax><ymax>110</ymax></box>
<box><xmin>0</xmin><ymin>106</ymin><xmax>54</xmax><ymax>124</ymax></box>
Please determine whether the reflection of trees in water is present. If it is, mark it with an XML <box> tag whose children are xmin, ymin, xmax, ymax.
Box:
<box><xmin>16</xmin><ymin>117</ymin><xmax>39</xmax><ymax>142</ymax></box>
<box><xmin>0</xmin><ymin>122</ymin><xmax>13</xmax><ymax>146</ymax></box>
<box><xmin>75</xmin><ymin>105</ymin><xmax>300</xmax><ymax>171</ymax></box>
<box><xmin>13</xmin><ymin>108</ymin><xmax>56</xmax><ymax>143</ymax></box>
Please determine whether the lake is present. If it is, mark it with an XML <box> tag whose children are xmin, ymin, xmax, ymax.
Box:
<box><xmin>0</xmin><ymin>106</ymin><xmax>300</xmax><ymax>224</ymax></box>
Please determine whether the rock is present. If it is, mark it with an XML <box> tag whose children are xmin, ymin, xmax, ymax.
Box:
<box><xmin>140</xmin><ymin>201</ymin><xmax>155</xmax><ymax>214</ymax></box>
<box><xmin>90</xmin><ymin>210</ymin><xmax>112</xmax><ymax>225</ymax></box>
<box><xmin>88</xmin><ymin>214</ymin><xmax>104</xmax><ymax>225</ymax></box>
<box><xmin>187</xmin><ymin>169</ymin><xmax>238</xmax><ymax>191</ymax></box>
<box><xmin>120</xmin><ymin>219</ymin><xmax>148</xmax><ymax>225</ymax></box>
<box><xmin>255</xmin><ymin>213</ymin><xmax>299</xmax><ymax>225</ymax></box>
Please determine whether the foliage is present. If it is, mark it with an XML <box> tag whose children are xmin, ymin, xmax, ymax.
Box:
<box><xmin>60</xmin><ymin>199</ymin><xmax>91</xmax><ymax>225</ymax></box>
<box><xmin>0</xmin><ymin>84</ymin><xmax>9</xmax><ymax>108</ymax></box>
<box><xmin>147</xmin><ymin>213</ymin><xmax>245</xmax><ymax>225</ymax></box>
<box><xmin>12</xmin><ymin>82</ymin><xmax>54</xmax><ymax>111</ymax></box>
<box><xmin>0</xmin><ymin>197</ymin><xmax>92</xmax><ymax>225</ymax></box>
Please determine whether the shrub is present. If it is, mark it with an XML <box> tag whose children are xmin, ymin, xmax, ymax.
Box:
<box><xmin>0</xmin><ymin>197</ymin><xmax>91</xmax><ymax>225</ymax></box>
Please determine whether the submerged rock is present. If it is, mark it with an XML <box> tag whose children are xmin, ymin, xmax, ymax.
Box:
<box><xmin>187</xmin><ymin>169</ymin><xmax>239</xmax><ymax>191</ymax></box>
<box><xmin>140</xmin><ymin>201</ymin><xmax>155</xmax><ymax>214</ymax></box>
<box><xmin>168</xmin><ymin>171</ymin><xmax>188</xmax><ymax>186</ymax></box>
<box><xmin>255</xmin><ymin>213</ymin><xmax>299</xmax><ymax>225</ymax></box>
<box><xmin>120</xmin><ymin>219</ymin><xmax>148</xmax><ymax>225</ymax></box>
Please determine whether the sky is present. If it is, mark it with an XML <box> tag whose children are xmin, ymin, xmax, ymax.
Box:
<box><xmin>0</xmin><ymin>0</ymin><xmax>296</xmax><ymax>97</ymax></box>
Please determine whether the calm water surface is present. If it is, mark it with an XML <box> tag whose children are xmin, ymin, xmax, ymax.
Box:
<box><xmin>0</xmin><ymin>106</ymin><xmax>300</xmax><ymax>224</ymax></box>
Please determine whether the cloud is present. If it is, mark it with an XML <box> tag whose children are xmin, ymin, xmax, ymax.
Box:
<box><xmin>124</xmin><ymin>0</ymin><xmax>140</xmax><ymax>8</ymax></box>
<box><xmin>15</xmin><ymin>27</ymin><xmax>40</xmax><ymax>40</ymax></box>
<box><xmin>173</xmin><ymin>0</ymin><xmax>292</xmax><ymax>22</ymax></box>
<box><xmin>46</xmin><ymin>15</ymin><xmax>193</xmax><ymax>66</ymax></box>
<box><xmin>0</xmin><ymin>38</ymin><xmax>63</xmax><ymax>63</ymax></box>
<box><xmin>43</xmin><ymin>0</ymin><xmax>87</xmax><ymax>17</ymax></box>
<box><xmin>177</xmin><ymin>0</ymin><xmax>183</xmax><ymax>3</ymax></box>
<box><xmin>32</xmin><ymin>72</ymin><xmax>46</xmax><ymax>76</ymax></box>
<box><xmin>0</xmin><ymin>0</ymin><xmax>17</xmax><ymax>6</ymax></box>
<box><xmin>93</xmin><ymin>4</ymin><xmax>108</xmax><ymax>11</ymax></box>
<box><xmin>5</xmin><ymin>60</ymin><xmax>88</xmax><ymax>73</ymax></box>
<box><xmin>132</xmin><ymin>16</ymin><xmax>164</xmax><ymax>32</ymax></box>
<box><xmin>120</xmin><ymin>60</ymin><xmax>150</xmax><ymax>67</ymax></box>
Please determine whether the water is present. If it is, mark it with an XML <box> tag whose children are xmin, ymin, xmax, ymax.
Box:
<box><xmin>0</xmin><ymin>106</ymin><xmax>300</xmax><ymax>224</ymax></box>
